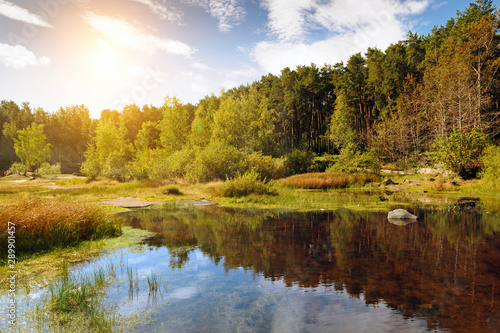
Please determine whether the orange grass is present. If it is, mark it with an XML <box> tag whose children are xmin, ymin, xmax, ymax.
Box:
<box><xmin>278</xmin><ymin>172</ymin><xmax>380</xmax><ymax>189</ymax></box>
<box><xmin>0</xmin><ymin>196</ymin><xmax>121</xmax><ymax>260</ymax></box>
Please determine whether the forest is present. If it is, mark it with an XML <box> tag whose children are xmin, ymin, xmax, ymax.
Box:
<box><xmin>1</xmin><ymin>0</ymin><xmax>499</xmax><ymax>183</ymax></box>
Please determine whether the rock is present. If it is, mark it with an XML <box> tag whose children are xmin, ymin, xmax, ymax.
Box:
<box><xmin>380</xmin><ymin>178</ymin><xmax>399</xmax><ymax>186</ymax></box>
<box><xmin>388</xmin><ymin>218</ymin><xmax>418</xmax><ymax>226</ymax></box>
<box><xmin>388</xmin><ymin>209</ymin><xmax>418</xmax><ymax>220</ymax></box>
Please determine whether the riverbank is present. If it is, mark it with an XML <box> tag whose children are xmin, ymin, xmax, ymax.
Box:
<box><xmin>1</xmin><ymin>171</ymin><xmax>499</xmax><ymax>213</ymax></box>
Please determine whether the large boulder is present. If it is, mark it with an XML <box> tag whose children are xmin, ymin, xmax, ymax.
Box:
<box><xmin>388</xmin><ymin>209</ymin><xmax>417</xmax><ymax>220</ymax></box>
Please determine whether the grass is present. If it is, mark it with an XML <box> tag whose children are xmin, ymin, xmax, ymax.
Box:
<box><xmin>31</xmin><ymin>263</ymin><xmax>122</xmax><ymax>333</ymax></box>
<box><xmin>278</xmin><ymin>172</ymin><xmax>380</xmax><ymax>189</ymax></box>
<box><xmin>0</xmin><ymin>196</ymin><xmax>122</xmax><ymax>260</ymax></box>
<box><xmin>0</xmin><ymin>169</ymin><xmax>498</xmax><ymax>214</ymax></box>
<box><xmin>54</xmin><ymin>177</ymin><xmax>88</xmax><ymax>186</ymax></box>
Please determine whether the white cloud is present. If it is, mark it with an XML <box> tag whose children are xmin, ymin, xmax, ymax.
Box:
<box><xmin>252</xmin><ymin>0</ymin><xmax>430</xmax><ymax>73</ymax></box>
<box><xmin>184</xmin><ymin>0</ymin><xmax>246</xmax><ymax>32</ymax></box>
<box><xmin>260</xmin><ymin>0</ymin><xmax>315</xmax><ymax>41</ymax></box>
<box><xmin>130</xmin><ymin>0</ymin><xmax>184</xmax><ymax>22</ymax></box>
<box><xmin>226</xmin><ymin>65</ymin><xmax>259</xmax><ymax>79</ymax></box>
<box><xmin>0</xmin><ymin>43</ymin><xmax>51</xmax><ymax>68</ymax></box>
<box><xmin>191</xmin><ymin>62</ymin><xmax>213</xmax><ymax>70</ymax></box>
<box><xmin>432</xmin><ymin>1</ymin><xmax>448</xmax><ymax>10</ymax></box>
<box><xmin>0</xmin><ymin>0</ymin><xmax>53</xmax><ymax>28</ymax></box>
<box><xmin>83</xmin><ymin>12</ymin><xmax>195</xmax><ymax>57</ymax></box>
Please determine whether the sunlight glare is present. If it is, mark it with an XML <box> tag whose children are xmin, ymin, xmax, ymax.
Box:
<box><xmin>93</xmin><ymin>38</ymin><xmax>120</xmax><ymax>72</ymax></box>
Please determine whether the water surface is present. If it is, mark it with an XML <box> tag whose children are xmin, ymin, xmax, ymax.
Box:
<box><xmin>114</xmin><ymin>206</ymin><xmax>499</xmax><ymax>332</ymax></box>
<box><xmin>5</xmin><ymin>205</ymin><xmax>499</xmax><ymax>332</ymax></box>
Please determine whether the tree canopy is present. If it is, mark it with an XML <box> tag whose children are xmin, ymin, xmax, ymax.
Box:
<box><xmin>1</xmin><ymin>1</ymin><xmax>498</xmax><ymax>180</ymax></box>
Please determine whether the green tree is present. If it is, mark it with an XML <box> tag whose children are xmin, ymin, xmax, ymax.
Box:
<box><xmin>211</xmin><ymin>87</ymin><xmax>276</xmax><ymax>154</ymax></box>
<box><xmin>159</xmin><ymin>97</ymin><xmax>195</xmax><ymax>154</ymax></box>
<box><xmin>328</xmin><ymin>91</ymin><xmax>357</xmax><ymax>151</ymax></box>
<box><xmin>189</xmin><ymin>94</ymin><xmax>220</xmax><ymax>147</ymax></box>
<box><xmin>433</xmin><ymin>128</ymin><xmax>489</xmax><ymax>179</ymax></box>
<box><xmin>13</xmin><ymin>122</ymin><xmax>51</xmax><ymax>172</ymax></box>
<box><xmin>46</xmin><ymin>105</ymin><xmax>95</xmax><ymax>173</ymax></box>
<box><xmin>80</xmin><ymin>119</ymin><xmax>133</xmax><ymax>181</ymax></box>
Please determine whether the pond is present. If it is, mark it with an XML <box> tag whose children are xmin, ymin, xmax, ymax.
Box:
<box><xmin>5</xmin><ymin>205</ymin><xmax>500</xmax><ymax>332</ymax></box>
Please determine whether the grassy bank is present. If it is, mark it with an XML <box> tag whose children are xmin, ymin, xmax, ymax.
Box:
<box><xmin>0</xmin><ymin>196</ymin><xmax>122</xmax><ymax>261</ymax></box>
<box><xmin>1</xmin><ymin>171</ymin><xmax>499</xmax><ymax>213</ymax></box>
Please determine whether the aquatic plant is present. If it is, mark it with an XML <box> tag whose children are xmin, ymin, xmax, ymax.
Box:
<box><xmin>147</xmin><ymin>271</ymin><xmax>162</xmax><ymax>295</ymax></box>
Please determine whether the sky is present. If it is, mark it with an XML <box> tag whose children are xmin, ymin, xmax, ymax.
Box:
<box><xmin>0</xmin><ymin>0</ymin><xmax>479</xmax><ymax>118</ymax></box>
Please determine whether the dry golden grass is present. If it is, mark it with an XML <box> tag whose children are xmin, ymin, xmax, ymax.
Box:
<box><xmin>278</xmin><ymin>172</ymin><xmax>380</xmax><ymax>189</ymax></box>
<box><xmin>0</xmin><ymin>196</ymin><xmax>121</xmax><ymax>258</ymax></box>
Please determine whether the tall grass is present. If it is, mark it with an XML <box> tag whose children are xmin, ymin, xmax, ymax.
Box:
<box><xmin>0</xmin><ymin>196</ymin><xmax>122</xmax><ymax>259</ymax></box>
<box><xmin>147</xmin><ymin>271</ymin><xmax>162</xmax><ymax>295</ymax></box>
<box><xmin>278</xmin><ymin>172</ymin><xmax>380</xmax><ymax>189</ymax></box>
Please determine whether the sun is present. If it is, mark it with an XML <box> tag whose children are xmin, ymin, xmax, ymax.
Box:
<box><xmin>92</xmin><ymin>39</ymin><xmax>120</xmax><ymax>72</ymax></box>
<box><xmin>95</xmin><ymin>50</ymin><xmax>115</xmax><ymax>69</ymax></box>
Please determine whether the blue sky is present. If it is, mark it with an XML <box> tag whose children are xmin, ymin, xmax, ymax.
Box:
<box><xmin>0</xmin><ymin>0</ymin><xmax>479</xmax><ymax>118</ymax></box>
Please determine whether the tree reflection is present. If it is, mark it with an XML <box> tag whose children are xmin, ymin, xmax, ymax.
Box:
<box><xmin>122</xmin><ymin>206</ymin><xmax>500</xmax><ymax>332</ymax></box>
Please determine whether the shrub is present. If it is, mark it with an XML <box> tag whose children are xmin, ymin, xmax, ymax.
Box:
<box><xmin>186</xmin><ymin>142</ymin><xmax>245</xmax><ymax>182</ymax></box>
<box><xmin>128</xmin><ymin>149</ymin><xmax>155</xmax><ymax>181</ymax></box>
<box><xmin>101</xmin><ymin>151</ymin><xmax>130</xmax><ymax>182</ymax></box>
<box><xmin>166</xmin><ymin>147</ymin><xmax>196</xmax><ymax>179</ymax></box>
<box><xmin>9</xmin><ymin>162</ymin><xmax>27</xmax><ymax>175</ymax></box>
<box><xmin>327</xmin><ymin>143</ymin><xmax>381</xmax><ymax>173</ymax></box>
<box><xmin>480</xmin><ymin>145</ymin><xmax>500</xmax><ymax>190</ymax></box>
<box><xmin>0</xmin><ymin>196</ymin><xmax>122</xmax><ymax>258</ymax></box>
<box><xmin>245</xmin><ymin>152</ymin><xmax>286</xmax><ymax>180</ymax></box>
<box><xmin>285</xmin><ymin>149</ymin><xmax>315</xmax><ymax>175</ymax></box>
<box><xmin>433</xmin><ymin>129</ymin><xmax>489</xmax><ymax>179</ymax></box>
<box><xmin>221</xmin><ymin>170</ymin><xmax>275</xmax><ymax>197</ymax></box>
<box><xmin>36</xmin><ymin>162</ymin><xmax>62</xmax><ymax>176</ymax></box>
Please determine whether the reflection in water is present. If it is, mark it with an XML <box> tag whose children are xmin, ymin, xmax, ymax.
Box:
<box><xmin>120</xmin><ymin>206</ymin><xmax>500</xmax><ymax>332</ymax></box>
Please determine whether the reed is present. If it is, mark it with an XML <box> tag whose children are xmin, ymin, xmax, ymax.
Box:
<box><xmin>127</xmin><ymin>266</ymin><xmax>134</xmax><ymax>291</ymax></box>
<box><xmin>278</xmin><ymin>172</ymin><xmax>380</xmax><ymax>189</ymax></box>
<box><xmin>146</xmin><ymin>271</ymin><xmax>161</xmax><ymax>295</ymax></box>
<box><xmin>0</xmin><ymin>195</ymin><xmax>122</xmax><ymax>260</ymax></box>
